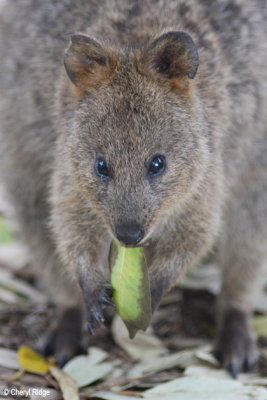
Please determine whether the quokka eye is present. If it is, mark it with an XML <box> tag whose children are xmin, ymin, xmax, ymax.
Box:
<box><xmin>147</xmin><ymin>154</ymin><xmax>166</xmax><ymax>177</ymax></box>
<box><xmin>95</xmin><ymin>157</ymin><xmax>110</xmax><ymax>180</ymax></box>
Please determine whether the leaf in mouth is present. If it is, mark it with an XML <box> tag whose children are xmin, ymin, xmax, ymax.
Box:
<box><xmin>110</xmin><ymin>240</ymin><xmax>152</xmax><ymax>339</ymax></box>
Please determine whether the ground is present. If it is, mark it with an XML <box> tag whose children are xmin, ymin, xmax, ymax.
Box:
<box><xmin>0</xmin><ymin>192</ymin><xmax>267</xmax><ymax>400</ymax></box>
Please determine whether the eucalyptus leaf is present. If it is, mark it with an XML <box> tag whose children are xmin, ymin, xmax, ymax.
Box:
<box><xmin>111</xmin><ymin>314</ymin><xmax>166</xmax><ymax>361</ymax></box>
<box><xmin>110</xmin><ymin>240</ymin><xmax>152</xmax><ymax>338</ymax></box>
<box><xmin>63</xmin><ymin>348</ymin><xmax>115</xmax><ymax>388</ymax></box>
<box><xmin>127</xmin><ymin>349</ymin><xmax>198</xmax><ymax>379</ymax></box>
<box><xmin>0</xmin><ymin>348</ymin><xmax>20</xmax><ymax>370</ymax></box>
<box><xmin>253</xmin><ymin>314</ymin><xmax>267</xmax><ymax>338</ymax></box>
<box><xmin>92</xmin><ymin>392</ymin><xmax>142</xmax><ymax>400</ymax></box>
<box><xmin>144</xmin><ymin>375</ymin><xmax>244</xmax><ymax>398</ymax></box>
<box><xmin>49</xmin><ymin>366</ymin><xmax>79</xmax><ymax>400</ymax></box>
<box><xmin>0</xmin><ymin>217</ymin><xmax>14</xmax><ymax>244</ymax></box>
<box><xmin>18</xmin><ymin>346</ymin><xmax>55</xmax><ymax>374</ymax></box>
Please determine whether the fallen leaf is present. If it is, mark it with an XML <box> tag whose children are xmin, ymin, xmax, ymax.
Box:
<box><xmin>254</xmin><ymin>261</ymin><xmax>267</xmax><ymax>313</ymax></box>
<box><xmin>0</xmin><ymin>217</ymin><xmax>14</xmax><ymax>243</ymax></box>
<box><xmin>239</xmin><ymin>374</ymin><xmax>267</xmax><ymax>387</ymax></box>
<box><xmin>18</xmin><ymin>346</ymin><xmax>55</xmax><ymax>374</ymax></box>
<box><xmin>0</xmin><ymin>287</ymin><xmax>20</xmax><ymax>304</ymax></box>
<box><xmin>195</xmin><ymin>346</ymin><xmax>219</xmax><ymax>367</ymax></box>
<box><xmin>0</xmin><ymin>267</ymin><xmax>46</xmax><ymax>303</ymax></box>
<box><xmin>63</xmin><ymin>356</ymin><xmax>115</xmax><ymax>388</ymax></box>
<box><xmin>110</xmin><ymin>240</ymin><xmax>152</xmax><ymax>339</ymax></box>
<box><xmin>90</xmin><ymin>391</ymin><xmax>142</xmax><ymax>400</ymax></box>
<box><xmin>178</xmin><ymin>262</ymin><xmax>221</xmax><ymax>295</ymax></box>
<box><xmin>0</xmin><ymin>184</ymin><xmax>14</xmax><ymax>217</ymax></box>
<box><xmin>182</xmin><ymin>366</ymin><xmax>267</xmax><ymax>399</ymax></box>
<box><xmin>111</xmin><ymin>314</ymin><xmax>166</xmax><ymax>361</ymax></box>
<box><xmin>0</xmin><ymin>348</ymin><xmax>20</xmax><ymax>370</ymax></box>
<box><xmin>143</xmin><ymin>375</ymin><xmax>243</xmax><ymax>399</ymax></box>
<box><xmin>50</xmin><ymin>366</ymin><xmax>79</xmax><ymax>400</ymax></box>
<box><xmin>75</xmin><ymin>346</ymin><xmax>108</xmax><ymax>365</ymax></box>
<box><xmin>0</xmin><ymin>242</ymin><xmax>29</xmax><ymax>271</ymax></box>
<box><xmin>253</xmin><ymin>315</ymin><xmax>267</xmax><ymax>338</ymax></box>
<box><xmin>127</xmin><ymin>349</ymin><xmax>198</xmax><ymax>379</ymax></box>
<box><xmin>184</xmin><ymin>365</ymin><xmax>232</xmax><ymax>379</ymax></box>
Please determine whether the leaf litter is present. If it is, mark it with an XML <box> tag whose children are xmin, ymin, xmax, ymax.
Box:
<box><xmin>1</xmin><ymin>213</ymin><xmax>267</xmax><ymax>399</ymax></box>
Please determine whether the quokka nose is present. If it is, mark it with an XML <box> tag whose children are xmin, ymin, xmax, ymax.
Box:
<box><xmin>115</xmin><ymin>223</ymin><xmax>144</xmax><ymax>246</ymax></box>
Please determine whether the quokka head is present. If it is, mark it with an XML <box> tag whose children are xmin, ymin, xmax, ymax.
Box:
<box><xmin>63</xmin><ymin>30</ymin><xmax>212</xmax><ymax>246</ymax></box>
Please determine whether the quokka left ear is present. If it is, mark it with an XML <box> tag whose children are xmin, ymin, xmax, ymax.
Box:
<box><xmin>140</xmin><ymin>31</ymin><xmax>199</xmax><ymax>85</ymax></box>
<box><xmin>64</xmin><ymin>34</ymin><xmax>117</xmax><ymax>90</ymax></box>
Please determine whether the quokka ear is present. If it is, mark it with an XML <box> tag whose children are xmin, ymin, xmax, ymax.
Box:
<box><xmin>140</xmin><ymin>31</ymin><xmax>199</xmax><ymax>87</ymax></box>
<box><xmin>64</xmin><ymin>34</ymin><xmax>116</xmax><ymax>90</ymax></box>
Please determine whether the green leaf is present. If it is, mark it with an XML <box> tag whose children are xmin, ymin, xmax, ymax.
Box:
<box><xmin>0</xmin><ymin>218</ymin><xmax>14</xmax><ymax>243</ymax></box>
<box><xmin>110</xmin><ymin>240</ymin><xmax>152</xmax><ymax>339</ymax></box>
<box><xmin>253</xmin><ymin>314</ymin><xmax>267</xmax><ymax>338</ymax></box>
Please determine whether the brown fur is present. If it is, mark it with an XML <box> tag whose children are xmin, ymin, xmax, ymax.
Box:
<box><xmin>64</xmin><ymin>34</ymin><xmax>121</xmax><ymax>92</ymax></box>
<box><xmin>0</xmin><ymin>0</ymin><xmax>266</xmax><ymax>373</ymax></box>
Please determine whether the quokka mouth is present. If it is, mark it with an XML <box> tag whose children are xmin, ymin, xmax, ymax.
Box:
<box><xmin>117</xmin><ymin>242</ymin><xmax>143</xmax><ymax>248</ymax></box>
<box><xmin>117</xmin><ymin>239</ymin><xmax>151</xmax><ymax>248</ymax></box>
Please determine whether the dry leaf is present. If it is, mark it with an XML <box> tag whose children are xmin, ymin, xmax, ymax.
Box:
<box><xmin>63</xmin><ymin>348</ymin><xmax>116</xmax><ymax>388</ymax></box>
<box><xmin>50</xmin><ymin>366</ymin><xmax>79</xmax><ymax>400</ymax></box>
<box><xmin>18</xmin><ymin>346</ymin><xmax>55</xmax><ymax>374</ymax></box>
<box><xmin>0</xmin><ymin>347</ymin><xmax>20</xmax><ymax>370</ymax></box>
<box><xmin>111</xmin><ymin>314</ymin><xmax>166</xmax><ymax>361</ymax></box>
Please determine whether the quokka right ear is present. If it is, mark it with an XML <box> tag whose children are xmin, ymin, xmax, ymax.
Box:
<box><xmin>64</xmin><ymin>34</ymin><xmax>116</xmax><ymax>90</ymax></box>
<box><xmin>139</xmin><ymin>31</ymin><xmax>199</xmax><ymax>91</ymax></box>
